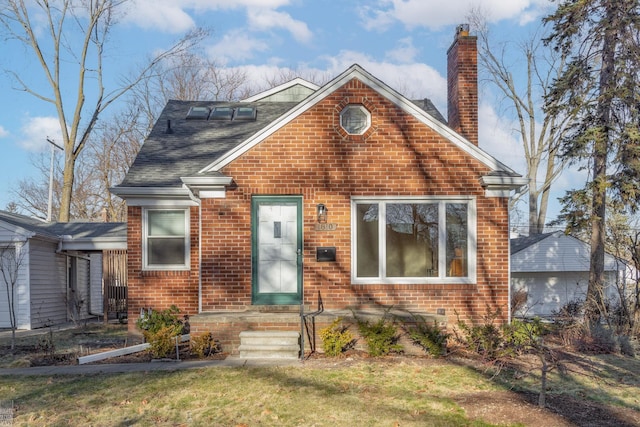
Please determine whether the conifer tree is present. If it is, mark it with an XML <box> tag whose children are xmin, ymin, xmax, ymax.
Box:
<box><xmin>544</xmin><ymin>0</ymin><xmax>640</xmax><ymax>322</ymax></box>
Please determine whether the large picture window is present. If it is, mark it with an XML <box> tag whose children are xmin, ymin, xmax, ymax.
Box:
<box><xmin>352</xmin><ymin>198</ymin><xmax>475</xmax><ymax>283</ymax></box>
<box><xmin>143</xmin><ymin>209</ymin><xmax>189</xmax><ymax>270</ymax></box>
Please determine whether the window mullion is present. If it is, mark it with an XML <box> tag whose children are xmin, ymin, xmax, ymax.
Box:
<box><xmin>380</xmin><ymin>202</ymin><xmax>386</xmax><ymax>280</ymax></box>
<box><xmin>438</xmin><ymin>202</ymin><xmax>447</xmax><ymax>278</ymax></box>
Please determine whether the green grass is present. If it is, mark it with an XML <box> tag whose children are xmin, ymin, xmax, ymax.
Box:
<box><xmin>1</xmin><ymin>361</ymin><xmax>505</xmax><ymax>427</ymax></box>
<box><xmin>1</xmin><ymin>324</ymin><xmax>639</xmax><ymax>426</ymax></box>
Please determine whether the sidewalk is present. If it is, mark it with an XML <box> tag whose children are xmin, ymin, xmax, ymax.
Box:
<box><xmin>0</xmin><ymin>357</ymin><xmax>302</xmax><ymax>376</ymax></box>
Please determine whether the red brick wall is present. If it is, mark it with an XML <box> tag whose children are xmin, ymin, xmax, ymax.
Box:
<box><xmin>127</xmin><ymin>205</ymin><xmax>200</xmax><ymax>329</ymax></box>
<box><xmin>127</xmin><ymin>78</ymin><xmax>510</xmax><ymax>331</ymax></box>
<box><xmin>447</xmin><ymin>31</ymin><xmax>478</xmax><ymax>146</ymax></box>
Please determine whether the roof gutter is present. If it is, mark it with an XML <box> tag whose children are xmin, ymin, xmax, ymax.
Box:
<box><xmin>479</xmin><ymin>175</ymin><xmax>529</xmax><ymax>198</ymax></box>
<box><xmin>180</xmin><ymin>175</ymin><xmax>233</xmax><ymax>199</ymax></box>
<box><xmin>110</xmin><ymin>187</ymin><xmax>199</xmax><ymax>207</ymax></box>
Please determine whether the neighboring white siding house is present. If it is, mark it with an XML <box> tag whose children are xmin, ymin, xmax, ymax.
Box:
<box><xmin>0</xmin><ymin>211</ymin><xmax>126</xmax><ymax>330</ymax></box>
<box><xmin>511</xmin><ymin>231</ymin><xmax>628</xmax><ymax>317</ymax></box>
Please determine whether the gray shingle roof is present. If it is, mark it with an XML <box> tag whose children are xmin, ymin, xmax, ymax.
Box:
<box><xmin>510</xmin><ymin>232</ymin><xmax>556</xmax><ymax>255</ymax></box>
<box><xmin>412</xmin><ymin>99</ymin><xmax>447</xmax><ymax>124</ymax></box>
<box><xmin>119</xmin><ymin>100</ymin><xmax>299</xmax><ymax>188</ymax></box>
<box><xmin>0</xmin><ymin>210</ymin><xmax>125</xmax><ymax>242</ymax></box>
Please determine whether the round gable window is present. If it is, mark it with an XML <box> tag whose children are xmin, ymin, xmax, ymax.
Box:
<box><xmin>340</xmin><ymin>105</ymin><xmax>371</xmax><ymax>135</ymax></box>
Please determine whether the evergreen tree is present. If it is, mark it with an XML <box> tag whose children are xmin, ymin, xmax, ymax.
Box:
<box><xmin>544</xmin><ymin>0</ymin><xmax>640</xmax><ymax>322</ymax></box>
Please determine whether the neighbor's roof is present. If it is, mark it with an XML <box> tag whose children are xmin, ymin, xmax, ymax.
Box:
<box><xmin>0</xmin><ymin>210</ymin><xmax>126</xmax><ymax>250</ymax></box>
<box><xmin>510</xmin><ymin>230</ymin><xmax>626</xmax><ymax>272</ymax></box>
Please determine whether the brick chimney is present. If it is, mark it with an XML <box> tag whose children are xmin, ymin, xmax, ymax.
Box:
<box><xmin>447</xmin><ymin>24</ymin><xmax>478</xmax><ymax>145</ymax></box>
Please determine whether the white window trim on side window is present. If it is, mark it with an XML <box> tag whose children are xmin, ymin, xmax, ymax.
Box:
<box><xmin>350</xmin><ymin>196</ymin><xmax>477</xmax><ymax>285</ymax></box>
<box><xmin>142</xmin><ymin>208</ymin><xmax>190</xmax><ymax>271</ymax></box>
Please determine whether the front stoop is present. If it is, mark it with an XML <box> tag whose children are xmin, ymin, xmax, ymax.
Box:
<box><xmin>238</xmin><ymin>331</ymin><xmax>300</xmax><ymax>359</ymax></box>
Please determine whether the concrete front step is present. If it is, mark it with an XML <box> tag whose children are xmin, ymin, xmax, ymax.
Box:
<box><xmin>238</xmin><ymin>331</ymin><xmax>300</xmax><ymax>359</ymax></box>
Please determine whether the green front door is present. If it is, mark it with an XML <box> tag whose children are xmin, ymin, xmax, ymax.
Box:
<box><xmin>251</xmin><ymin>196</ymin><xmax>302</xmax><ymax>305</ymax></box>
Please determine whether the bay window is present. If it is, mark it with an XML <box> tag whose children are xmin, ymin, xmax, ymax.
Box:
<box><xmin>143</xmin><ymin>209</ymin><xmax>189</xmax><ymax>270</ymax></box>
<box><xmin>352</xmin><ymin>198</ymin><xmax>475</xmax><ymax>283</ymax></box>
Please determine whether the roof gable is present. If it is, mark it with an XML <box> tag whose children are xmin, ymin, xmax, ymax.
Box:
<box><xmin>200</xmin><ymin>64</ymin><xmax>519</xmax><ymax>176</ymax></box>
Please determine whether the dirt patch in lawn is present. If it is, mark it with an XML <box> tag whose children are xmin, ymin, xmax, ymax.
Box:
<box><xmin>303</xmin><ymin>351</ymin><xmax>640</xmax><ymax>427</ymax></box>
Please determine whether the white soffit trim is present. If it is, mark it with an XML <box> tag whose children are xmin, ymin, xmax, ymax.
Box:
<box><xmin>480</xmin><ymin>175</ymin><xmax>529</xmax><ymax>197</ymax></box>
<box><xmin>60</xmin><ymin>237</ymin><xmax>127</xmax><ymax>251</ymax></box>
<box><xmin>111</xmin><ymin>187</ymin><xmax>198</xmax><ymax>207</ymax></box>
<box><xmin>181</xmin><ymin>176</ymin><xmax>232</xmax><ymax>199</ymax></box>
<box><xmin>201</xmin><ymin>63</ymin><xmax>521</xmax><ymax>176</ymax></box>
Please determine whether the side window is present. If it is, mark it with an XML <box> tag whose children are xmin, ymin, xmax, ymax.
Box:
<box><xmin>143</xmin><ymin>209</ymin><xmax>189</xmax><ymax>270</ymax></box>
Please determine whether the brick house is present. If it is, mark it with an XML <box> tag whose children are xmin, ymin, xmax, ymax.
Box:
<box><xmin>113</xmin><ymin>27</ymin><xmax>527</xmax><ymax>356</ymax></box>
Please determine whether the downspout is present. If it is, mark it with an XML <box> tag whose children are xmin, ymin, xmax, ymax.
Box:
<box><xmin>185</xmin><ymin>188</ymin><xmax>203</xmax><ymax>313</ymax></box>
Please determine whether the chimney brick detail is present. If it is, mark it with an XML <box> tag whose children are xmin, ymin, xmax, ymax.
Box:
<box><xmin>447</xmin><ymin>26</ymin><xmax>478</xmax><ymax>146</ymax></box>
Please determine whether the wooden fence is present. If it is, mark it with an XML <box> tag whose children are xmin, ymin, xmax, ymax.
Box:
<box><xmin>103</xmin><ymin>249</ymin><xmax>127</xmax><ymax>321</ymax></box>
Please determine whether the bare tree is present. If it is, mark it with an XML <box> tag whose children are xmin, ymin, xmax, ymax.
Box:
<box><xmin>0</xmin><ymin>244</ymin><xmax>26</xmax><ymax>352</ymax></box>
<box><xmin>261</xmin><ymin>67</ymin><xmax>330</xmax><ymax>93</ymax></box>
<box><xmin>0</xmin><ymin>0</ymin><xmax>205</xmax><ymax>221</ymax></box>
<box><xmin>469</xmin><ymin>12</ymin><xmax>572</xmax><ymax>234</ymax></box>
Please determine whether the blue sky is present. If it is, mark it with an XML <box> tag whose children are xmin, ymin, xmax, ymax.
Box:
<box><xmin>0</xmin><ymin>0</ymin><xmax>577</xmax><ymax>225</ymax></box>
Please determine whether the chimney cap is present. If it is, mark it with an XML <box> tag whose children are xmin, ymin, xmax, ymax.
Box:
<box><xmin>456</xmin><ymin>23</ymin><xmax>470</xmax><ymax>37</ymax></box>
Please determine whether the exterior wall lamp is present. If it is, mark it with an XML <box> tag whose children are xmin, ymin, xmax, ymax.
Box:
<box><xmin>317</xmin><ymin>204</ymin><xmax>327</xmax><ymax>223</ymax></box>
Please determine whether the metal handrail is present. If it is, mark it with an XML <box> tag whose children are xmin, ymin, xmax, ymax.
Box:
<box><xmin>301</xmin><ymin>291</ymin><xmax>324</xmax><ymax>358</ymax></box>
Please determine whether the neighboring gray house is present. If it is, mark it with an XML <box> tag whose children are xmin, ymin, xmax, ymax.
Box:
<box><xmin>0</xmin><ymin>211</ymin><xmax>126</xmax><ymax>330</ymax></box>
<box><xmin>511</xmin><ymin>231</ymin><xmax>632</xmax><ymax>317</ymax></box>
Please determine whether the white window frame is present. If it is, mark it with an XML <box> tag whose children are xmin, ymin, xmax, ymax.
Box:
<box><xmin>142</xmin><ymin>208</ymin><xmax>190</xmax><ymax>271</ymax></box>
<box><xmin>351</xmin><ymin>196</ymin><xmax>477</xmax><ymax>284</ymax></box>
<box><xmin>340</xmin><ymin>105</ymin><xmax>371</xmax><ymax>135</ymax></box>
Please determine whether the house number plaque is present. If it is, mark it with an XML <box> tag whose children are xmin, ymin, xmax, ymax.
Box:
<box><xmin>315</xmin><ymin>223</ymin><xmax>337</xmax><ymax>231</ymax></box>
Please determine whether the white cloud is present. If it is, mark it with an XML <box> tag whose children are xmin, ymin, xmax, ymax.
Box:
<box><xmin>0</xmin><ymin>126</ymin><xmax>8</xmax><ymax>138</ymax></box>
<box><xmin>18</xmin><ymin>117</ymin><xmax>63</xmax><ymax>152</ymax></box>
<box><xmin>207</xmin><ymin>30</ymin><xmax>270</xmax><ymax>64</ymax></box>
<box><xmin>478</xmin><ymin>101</ymin><xmax>525</xmax><ymax>174</ymax></box>
<box><xmin>385</xmin><ymin>37</ymin><xmax>419</xmax><ymax>64</ymax></box>
<box><xmin>122</xmin><ymin>0</ymin><xmax>196</xmax><ymax>33</ymax></box>
<box><xmin>247</xmin><ymin>8</ymin><xmax>312</xmax><ymax>43</ymax></box>
<box><xmin>121</xmin><ymin>0</ymin><xmax>299</xmax><ymax>34</ymax></box>
<box><xmin>319</xmin><ymin>50</ymin><xmax>447</xmax><ymax>107</ymax></box>
<box><xmin>361</xmin><ymin>0</ymin><xmax>553</xmax><ymax>31</ymax></box>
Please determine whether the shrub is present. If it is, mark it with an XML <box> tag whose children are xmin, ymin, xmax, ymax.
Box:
<box><xmin>510</xmin><ymin>289</ymin><xmax>529</xmax><ymax>316</ymax></box>
<box><xmin>403</xmin><ymin>316</ymin><xmax>449</xmax><ymax>358</ymax></box>
<box><xmin>454</xmin><ymin>308</ymin><xmax>505</xmax><ymax>360</ymax></box>
<box><xmin>136</xmin><ymin>305</ymin><xmax>184</xmax><ymax>335</ymax></box>
<box><xmin>502</xmin><ymin>318</ymin><xmax>546</xmax><ymax>355</ymax></box>
<box><xmin>355</xmin><ymin>315</ymin><xmax>403</xmax><ymax>357</ymax></box>
<box><xmin>319</xmin><ymin>318</ymin><xmax>354</xmax><ymax>357</ymax></box>
<box><xmin>137</xmin><ymin>306</ymin><xmax>184</xmax><ymax>359</ymax></box>
<box><xmin>190</xmin><ymin>332</ymin><xmax>218</xmax><ymax>358</ymax></box>
<box><xmin>145</xmin><ymin>325</ymin><xmax>181</xmax><ymax>359</ymax></box>
<box><xmin>576</xmin><ymin>323</ymin><xmax>617</xmax><ymax>354</ymax></box>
